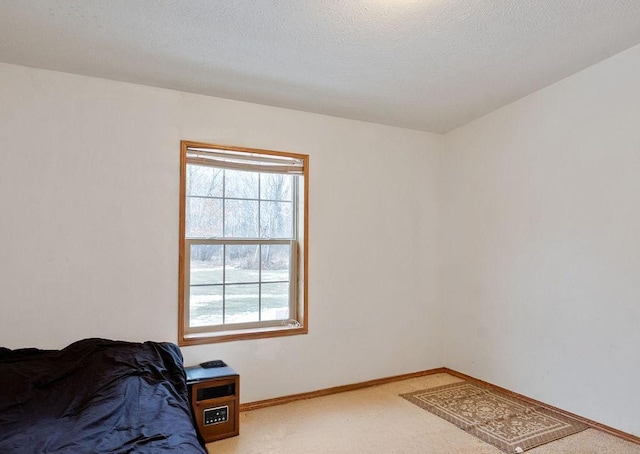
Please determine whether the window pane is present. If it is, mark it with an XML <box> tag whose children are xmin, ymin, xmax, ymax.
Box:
<box><xmin>225</xmin><ymin>245</ymin><xmax>259</xmax><ymax>283</ymax></box>
<box><xmin>225</xmin><ymin>199</ymin><xmax>258</xmax><ymax>237</ymax></box>
<box><xmin>186</xmin><ymin>197</ymin><xmax>222</xmax><ymax>238</ymax></box>
<box><xmin>260</xmin><ymin>173</ymin><xmax>292</xmax><ymax>201</ymax></box>
<box><xmin>225</xmin><ymin>284</ymin><xmax>260</xmax><ymax>323</ymax></box>
<box><xmin>261</xmin><ymin>282</ymin><xmax>290</xmax><ymax>321</ymax></box>
<box><xmin>225</xmin><ymin>169</ymin><xmax>258</xmax><ymax>199</ymax></box>
<box><xmin>190</xmin><ymin>245</ymin><xmax>223</xmax><ymax>285</ymax></box>
<box><xmin>189</xmin><ymin>285</ymin><xmax>223</xmax><ymax>327</ymax></box>
<box><xmin>260</xmin><ymin>201</ymin><xmax>292</xmax><ymax>238</ymax></box>
<box><xmin>261</xmin><ymin>244</ymin><xmax>291</xmax><ymax>282</ymax></box>
<box><xmin>187</xmin><ymin>164</ymin><xmax>223</xmax><ymax>197</ymax></box>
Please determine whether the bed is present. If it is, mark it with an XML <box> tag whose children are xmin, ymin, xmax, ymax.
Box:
<box><xmin>0</xmin><ymin>338</ymin><xmax>207</xmax><ymax>453</ymax></box>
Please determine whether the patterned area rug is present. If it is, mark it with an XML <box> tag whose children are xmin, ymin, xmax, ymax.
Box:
<box><xmin>401</xmin><ymin>381</ymin><xmax>588</xmax><ymax>453</ymax></box>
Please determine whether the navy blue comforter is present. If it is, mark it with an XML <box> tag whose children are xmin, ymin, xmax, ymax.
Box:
<box><xmin>0</xmin><ymin>338</ymin><xmax>207</xmax><ymax>453</ymax></box>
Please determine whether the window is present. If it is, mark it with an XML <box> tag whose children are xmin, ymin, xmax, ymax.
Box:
<box><xmin>178</xmin><ymin>141</ymin><xmax>308</xmax><ymax>345</ymax></box>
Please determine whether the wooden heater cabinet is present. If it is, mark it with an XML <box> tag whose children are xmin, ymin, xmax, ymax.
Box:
<box><xmin>186</xmin><ymin>363</ymin><xmax>240</xmax><ymax>443</ymax></box>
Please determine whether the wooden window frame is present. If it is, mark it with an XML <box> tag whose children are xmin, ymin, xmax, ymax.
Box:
<box><xmin>178</xmin><ymin>141</ymin><xmax>308</xmax><ymax>346</ymax></box>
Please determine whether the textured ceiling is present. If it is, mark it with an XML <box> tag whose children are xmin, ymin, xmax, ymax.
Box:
<box><xmin>1</xmin><ymin>1</ymin><xmax>640</xmax><ymax>133</ymax></box>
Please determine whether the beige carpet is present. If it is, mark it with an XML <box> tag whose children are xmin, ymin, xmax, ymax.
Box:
<box><xmin>402</xmin><ymin>381</ymin><xmax>587</xmax><ymax>453</ymax></box>
<box><xmin>208</xmin><ymin>373</ymin><xmax>640</xmax><ymax>454</ymax></box>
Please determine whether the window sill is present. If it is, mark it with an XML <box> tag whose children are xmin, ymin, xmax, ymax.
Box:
<box><xmin>179</xmin><ymin>324</ymin><xmax>308</xmax><ymax>346</ymax></box>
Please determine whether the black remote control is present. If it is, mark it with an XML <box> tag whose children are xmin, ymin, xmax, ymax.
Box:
<box><xmin>199</xmin><ymin>360</ymin><xmax>227</xmax><ymax>368</ymax></box>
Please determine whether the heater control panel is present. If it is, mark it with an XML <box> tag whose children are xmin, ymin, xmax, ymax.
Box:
<box><xmin>203</xmin><ymin>406</ymin><xmax>229</xmax><ymax>425</ymax></box>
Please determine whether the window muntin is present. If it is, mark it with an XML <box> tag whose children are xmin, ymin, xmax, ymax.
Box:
<box><xmin>179</xmin><ymin>142</ymin><xmax>308</xmax><ymax>345</ymax></box>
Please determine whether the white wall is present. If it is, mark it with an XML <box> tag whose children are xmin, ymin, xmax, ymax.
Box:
<box><xmin>441</xmin><ymin>43</ymin><xmax>640</xmax><ymax>436</ymax></box>
<box><xmin>0</xmin><ymin>62</ymin><xmax>443</xmax><ymax>403</ymax></box>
